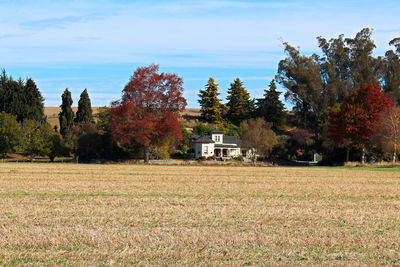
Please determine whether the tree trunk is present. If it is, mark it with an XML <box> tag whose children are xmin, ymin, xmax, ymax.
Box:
<box><xmin>393</xmin><ymin>144</ymin><xmax>397</xmax><ymax>164</ymax></box>
<box><xmin>361</xmin><ymin>146</ymin><xmax>366</xmax><ymax>164</ymax></box>
<box><xmin>346</xmin><ymin>147</ymin><xmax>350</xmax><ymax>162</ymax></box>
<box><xmin>144</xmin><ymin>145</ymin><xmax>149</xmax><ymax>163</ymax></box>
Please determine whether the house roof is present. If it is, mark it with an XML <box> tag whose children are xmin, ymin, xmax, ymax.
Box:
<box><xmin>211</xmin><ymin>130</ymin><xmax>224</xmax><ymax>134</ymax></box>
<box><xmin>215</xmin><ymin>144</ymin><xmax>239</xmax><ymax>148</ymax></box>
<box><xmin>192</xmin><ymin>135</ymin><xmax>214</xmax><ymax>143</ymax></box>
<box><xmin>223</xmin><ymin>136</ymin><xmax>241</xmax><ymax>145</ymax></box>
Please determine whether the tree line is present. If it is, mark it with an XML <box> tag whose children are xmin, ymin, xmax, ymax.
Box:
<box><xmin>1</xmin><ymin>27</ymin><xmax>400</xmax><ymax>164</ymax></box>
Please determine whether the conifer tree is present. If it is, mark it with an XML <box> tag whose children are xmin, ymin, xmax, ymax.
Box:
<box><xmin>198</xmin><ymin>77</ymin><xmax>223</xmax><ymax>123</ymax></box>
<box><xmin>256</xmin><ymin>80</ymin><xmax>287</xmax><ymax>132</ymax></box>
<box><xmin>75</xmin><ymin>89</ymin><xmax>94</xmax><ymax>124</ymax></box>
<box><xmin>58</xmin><ymin>89</ymin><xmax>74</xmax><ymax>138</ymax></box>
<box><xmin>23</xmin><ymin>78</ymin><xmax>44</xmax><ymax>122</ymax></box>
<box><xmin>225</xmin><ymin>78</ymin><xmax>254</xmax><ymax>125</ymax></box>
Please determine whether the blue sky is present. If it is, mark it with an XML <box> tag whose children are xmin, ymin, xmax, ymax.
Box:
<box><xmin>1</xmin><ymin>0</ymin><xmax>400</xmax><ymax>108</ymax></box>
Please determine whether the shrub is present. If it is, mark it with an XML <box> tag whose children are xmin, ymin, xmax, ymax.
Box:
<box><xmin>233</xmin><ymin>155</ymin><xmax>244</xmax><ymax>161</ymax></box>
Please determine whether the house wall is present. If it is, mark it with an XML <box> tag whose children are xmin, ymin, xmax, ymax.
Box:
<box><xmin>194</xmin><ymin>143</ymin><xmax>215</xmax><ymax>157</ymax></box>
<box><xmin>211</xmin><ymin>134</ymin><xmax>223</xmax><ymax>144</ymax></box>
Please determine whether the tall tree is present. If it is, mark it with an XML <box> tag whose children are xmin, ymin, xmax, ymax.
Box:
<box><xmin>225</xmin><ymin>78</ymin><xmax>254</xmax><ymax>124</ymax></box>
<box><xmin>75</xmin><ymin>89</ymin><xmax>94</xmax><ymax>124</ymax></box>
<box><xmin>198</xmin><ymin>77</ymin><xmax>223</xmax><ymax>123</ymax></box>
<box><xmin>256</xmin><ymin>80</ymin><xmax>287</xmax><ymax>131</ymax></box>
<box><xmin>379</xmin><ymin>38</ymin><xmax>400</xmax><ymax>105</ymax></box>
<box><xmin>328</xmin><ymin>83</ymin><xmax>394</xmax><ymax>163</ymax></box>
<box><xmin>111</xmin><ymin>64</ymin><xmax>187</xmax><ymax>163</ymax></box>
<box><xmin>23</xmin><ymin>78</ymin><xmax>44</xmax><ymax>121</ymax></box>
<box><xmin>0</xmin><ymin>112</ymin><xmax>21</xmax><ymax>158</ymax></box>
<box><xmin>58</xmin><ymin>89</ymin><xmax>74</xmax><ymax>138</ymax></box>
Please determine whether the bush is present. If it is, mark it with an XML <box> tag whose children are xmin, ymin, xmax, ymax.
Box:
<box><xmin>233</xmin><ymin>155</ymin><xmax>244</xmax><ymax>161</ymax></box>
<box><xmin>198</xmin><ymin>156</ymin><xmax>206</xmax><ymax>161</ymax></box>
<box><xmin>207</xmin><ymin>155</ymin><xmax>215</xmax><ymax>161</ymax></box>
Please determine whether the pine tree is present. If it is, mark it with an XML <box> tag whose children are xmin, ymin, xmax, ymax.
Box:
<box><xmin>75</xmin><ymin>89</ymin><xmax>94</xmax><ymax>124</ymax></box>
<box><xmin>58</xmin><ymin>89</ymin><xmax>74</xmax><ymax>138</ymax></box>
<box><xmin>23</xmin><ymin>78</ymin><xmax>44</xmax><ymax>121</ymax></box>
<box><xmin>198</xmin><ymin>77</ymin><xmax>223</xmax><ymax>123</ymax></box>
<box><xmin>256</xmin><ymin>80</ymin><xmax>287</xmax><ymax>132</ymax></box>
<box><xmin>225</xmin><ymin>78</ymin><xmax>255</xmax><ymax>125</ymax></box>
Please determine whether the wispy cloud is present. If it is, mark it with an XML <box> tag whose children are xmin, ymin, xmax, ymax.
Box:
<box><xmin>20</xmin><ymin>13</ymin><xmax>105</xmax><ymax>30</ymax></box>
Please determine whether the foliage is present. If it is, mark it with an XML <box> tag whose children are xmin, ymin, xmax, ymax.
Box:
<box><xmin>276</xmin><ymin>28</ymin><xmax>379</xmax><ymax>134</ymax></box>
<box><xmin>198</xmin><ymin>77</ymin><xmax>223</xmax><ymax>124</ymax></box>
<box><xmin>111</xmin><ymin>64</ymin><xmax>187</xmax><ymax>163</ymax></box>
<box><xmin>328</xmin><ymin>83</ymin><xmax>394</xmax><ymax>163</ymax></box>
<box><xmin>95</xmin><ymin>106</ymin><xmax>111</xmax><ymax>133</ymax></box>
<box><xmin>371</xmin><ymin>108</ymin><xmax>400</xmax><ymax>163</ymax></box>
<box><xmin>255</xmin><ymin>80</ymin><xmax>287</xmax><ymax>132</ymax></box>
<box><xmin>0</xmin><ymin>70</ymin><xmax>44</xmax><ymax>122</ymax></box>
<box><xmin>240</xmin><ymin>118</ymin><xmax>277</xmax><ymax>161</ymax></box>
<box><xmin>20</xmin><ymin>120</ymin><xmax>57</xmax><ymax>161</ymax></box>
<box><xmin>192</xmin><ymin>123</ymin><xmax>216</xmax><ymax>136</ymax></box>
<box><xmin>379</xmin><ymin>38</ymin><xmax>400</xmax><ymax>105</ymax></box>
<box><xmin>225</xmin><ymin>78</ymin><xmax>254</xmax><ymax>125</ymax></box>
<box><xmin>222</xmin><ymin>121</ymin><xmax>240</xmax><ymax>138</ymax></box>
<box><xmin>75</xmin><ymin>89</ymin><xmax>94</xmax><ymax>124</ymax></box>
<box><xmin>0</xmin><ymin>112</ymin><xmax>21</xmax><ymax>158</ymax></box>
<box><xmin>58</xmin><ymin>89</ymin><xmax>74</xmax><ymax>138</ymax></box>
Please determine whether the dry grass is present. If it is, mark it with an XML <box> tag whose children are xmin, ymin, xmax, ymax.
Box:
<box><xmin>0</xmin><ymin>164</ymin><xmax>400</xmax><ymax>265</ymax></box>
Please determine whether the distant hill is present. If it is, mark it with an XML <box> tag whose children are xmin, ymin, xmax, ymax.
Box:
<box><xmin>44</xmin><ymin>107</ymin><xmax>201</xmax><ymax>128</ymax></box>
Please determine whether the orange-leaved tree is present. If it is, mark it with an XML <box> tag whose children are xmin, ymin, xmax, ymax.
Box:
<box><xmin>111</xmin><ymin>64</ymin><xmax>187</xmax><ymax>163</ymax></box>
<box><xmin>328</xmin><ymin>83</ymin><xmax>394</xmax><ymax>163</ymax></box>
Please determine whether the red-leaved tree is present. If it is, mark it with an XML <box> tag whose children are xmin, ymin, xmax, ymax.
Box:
<box><xmin>111</xmin><ymin>64</ymin><xmax>187</xmax><ymax>162</ymax></box>
<box><xmin>328</xmin><ymin>83</ymin><xmax>394</xmax><ymax>163</ymax></box>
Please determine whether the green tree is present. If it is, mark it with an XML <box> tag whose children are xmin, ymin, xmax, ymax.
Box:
<box><xmin>20</xmin><ymin>120</ymin><xmax>55</xmax><ymax>161</ymax></box>
<box><xmin>58</xmin><ymin>89</ymin><xmax>74</xmax><ymax>138</ymax></box>
<box><xmin>256</xmin><ymin>80</ymin><xmax>287</xmax><ymax>132</ymax></box>
<box><xmin>225</xmin><ymin>78</ymin><xmax>254</xmax><ymax>125</ymax></box>
<box><xmin>198</xmin><ymin>77</ymin><xmax>223</xmax><ymax>123</ymax></box>
<box><xmin>379</xmin><ymin>38</ymin><xmax>400</xmax><ymax>105</ymax></box>
<box><xmin>0</xmin><ymin>112</ymin><xmax>21</xmax><ymax>158</ymax></box>
<box><xmin>75</xmin><ymin>89</ymin><xmax>94</xmax><ymax>124</ymax></box>
<box><xmin>22</xmin><ymin>78</ymin><xmax>44</xmax><ymax>121</ymax></box>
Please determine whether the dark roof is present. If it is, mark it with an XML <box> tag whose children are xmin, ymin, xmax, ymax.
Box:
<box><xmin>192</xmin><ymin>136</ymin><xmax>214</xmax><ymax>143</ymax></box>
<box><xmin>223</xmin><ymin>136</ymin><xmax>241</xmax><ymax>145</ymax></box>
<box><xmin>211</xmin><ymin>130</ymin><xmax>224</xmax><ymax>134</ymax></box>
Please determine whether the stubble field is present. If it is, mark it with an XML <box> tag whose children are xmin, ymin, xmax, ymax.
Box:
<box><xmin>0</xmin><ymin>163</ymin><xmax>400</xmax><ymax>265</ymax></box>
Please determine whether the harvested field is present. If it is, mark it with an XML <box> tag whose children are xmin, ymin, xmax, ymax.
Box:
<box><xmin>0</xmin><ymin>163</ymin><xmax>400</xmax><ymax>265</ymax></box>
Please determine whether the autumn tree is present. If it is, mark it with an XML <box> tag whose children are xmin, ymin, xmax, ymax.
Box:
<box><xmin>255</xmin><ymin>80</ymin><xmax>287</xmax><ymax>132</ymax></box>
<box><xmin>328</xmin><ymin>83</ymin><xmax>394</xmax><ymax>163</ymax></box>
<box><xmin>240</xmin><ymin>118</ymin><xmax>277</xmax><ymax>162</ymax></box>
<box><xmin>111</xmin><ymin>64</ymin><xmax>187</xmax><ymax>163</ymax></box>
<box><xmin>75</xmin><ymin>89</ymin><xmax>94</xmax><ymax>124</ymax></box>
<box><xmin>372</xmin><ymin>108</ymin><xmax>400</xmax><ymax>163</ymax></box>
<box><xmin>225</xmin><ymin>78</ymin><xmax>254</xmax><ymax>125</ymax></box>
<box><xmin>198</xmin><ymin>77</ymin><xmax>223</xmax><ymax>123</ymax></box>
<box><xmin>58</xmin><ymin>89</ymin><xmax>74</xmax><ymax>138</ymax></box>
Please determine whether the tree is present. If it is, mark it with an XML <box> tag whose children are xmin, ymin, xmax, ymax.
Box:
<box><xmin>0</xmin><ymin>70</ymin><xmax>44</xmax><ymax>122</ymax></box>
<box><xmin>58</xmin><ymin>89</ymin><xmax>74</xmax><ymax>138</ymax></box>
<box><xmin>20</xmin><ymin>120</ymin><xmax>56</xmax><ymax>161</ymax></box>
<box><xmin>225</xmin><ymin>78</ymin><xmax>254</xmax><ymax>124</ymax></box>
<box><xmin>198</xmin><ymin>77</ymin><xmax>223</xmax><ymax>123</ymax></box>
<box><xmin>256</xmin><ymin>80</ymin><xmax>287</xmax><ymax>131</ymax></box>
<box><xmin>111</xmin><ymin>64</ymin><xmax>187</xmax><ymax>163</ymax></box>
<box><xmin>239</xmin><ymin>118</ymin><xmax>277</xmax><ymax>162</ymax></box>
<box><xmin>0</xmin><ymin>112</ymin><xmax>21</xmax><ymax>158</ymax></box>
<box><xmin>328</xmin><ymin>83</ymin><xmax>394</xmax><ymax>163</ymax></box>
<box><xmin>379</xmin><ymin>38</ymin><xmax>400</xmax><ymax>105</ymax></box>
<box><xmin>372</xmin><ymin>108</ymin><xmax>400</xmax><ymax>163</ymax></box>
<box><xmin>75</xmin><ymin>89</ymin><xmax>94</xmax><ymax>124</ymax></box>
<box><xmin>277</xmin><ymin>28</ymin><xmax>379</xmax><ymax>135</ymax></box>
<box><xmin>22</xmin><ymin>78</ymin><xmax>44</xmax><ymax>122</ymax></box>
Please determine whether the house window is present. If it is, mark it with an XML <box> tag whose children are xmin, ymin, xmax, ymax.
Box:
<box><xmin>203</xmin><ymin>145</ymin><xmax>208</xmax><ymax>154</ymax></box>
<box><xmin>215</xmin><ymin>136</ymin><xmax>220</xmax><ymax>142</ymax></box>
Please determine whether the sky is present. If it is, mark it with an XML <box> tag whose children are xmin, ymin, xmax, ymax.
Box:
<box><xmin>1</xmin><ymin>0</ymin><xmax>400</xmax><ymax>108</ymax></box>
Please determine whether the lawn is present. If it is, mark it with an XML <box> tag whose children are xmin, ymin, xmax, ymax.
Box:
<box><xmin>0</xmin><ymin>163</ymin><xmax>399</xmax><ymax>265</ymax></box>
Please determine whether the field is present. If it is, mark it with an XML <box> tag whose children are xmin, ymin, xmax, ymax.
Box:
<box><xmin>0</xmin><ymin>163</ymin><xmax>400</xmax><ymax>265</ymax></box>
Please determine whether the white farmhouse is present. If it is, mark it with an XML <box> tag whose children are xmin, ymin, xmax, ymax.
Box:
<box><xmin>191</xmin><ymin>130</ymin><xmax>247</xmax><ymax>158</ymax></box>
